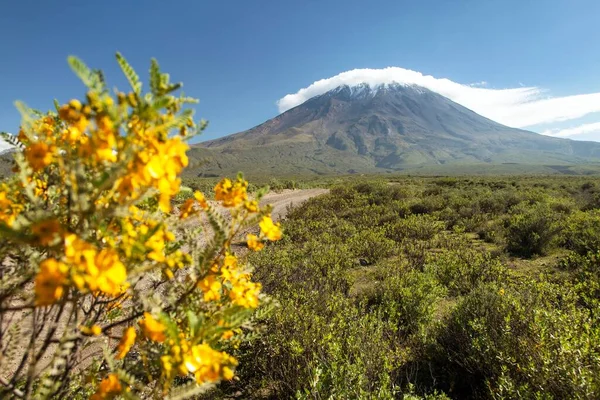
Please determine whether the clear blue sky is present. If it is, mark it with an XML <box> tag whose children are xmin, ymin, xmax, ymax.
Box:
<box><xmin>1</xmin><ymin>0</ymin><xmax>600</xmax><ymax>142</ymax></box>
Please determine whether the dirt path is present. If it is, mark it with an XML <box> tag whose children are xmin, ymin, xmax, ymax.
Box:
<box><xmin>259</xmin><ymin>188</ymin><xmax>329</xmax><ymax>221</ymax></box>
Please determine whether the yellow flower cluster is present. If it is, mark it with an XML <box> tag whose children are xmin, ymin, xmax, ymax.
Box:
<box><xmin>24</xmin><ymin>142</ymin><xmax>55</xmax><ymax>171</ymax></box>
<box><xmin>259</xmin><ymin>215</ymin><xmax>282</xmax><ymax>241</ymax></box>
<box><xmin>1</xmin><ymin>56</ymin><xmax>283</xmax><ymax>397</ymax></box>
<box><xmin>34</xmin><ymin>258</ymin><xmax>69</xmax><ymax>306</ymax></box>
<box><xmin>244</xmin><ymin>215</ymin><xmax>282</xmax><ymax>252</ymax></box>
<box><xmin>179</xmin><ymin>191</ymin><xmax>209</xmax><ymax>219</ymax></box>
<box><xmin>140</xmin><ymin>312</ymin><xmax>167</xmax><ymax>342</ymax></box>
<box><xmin>116</xmin><ymin>327</ymin><xmax>137</xmax><ymax>359</ymax></box>
<box><xmin>198</xmin><ymin>254</ymin><xmax>261</xmax><ymax>308</ymax></box>
<box><xmin>116</xmin><ymin>135</ymin><xmax>189</xmax><ymax>212</ymax></box>
<box><xmin>65</xmin><ymin>234</ymin><xmax>128</xmax><ymax>296</ymax></box>
<box><xmin>246</xmin><ymin>234</ymin><xmax>264</xmax><ymax>251</ymax></box>
<box><xmin>183</xmin><ymin>344</ymin><xmax>236</xmax><ymax>384</ymax></box>
<box><xmin>90</xmin><ymin>373</ymin><xmax>122</xmax><ymax>400</ymax></box>
<box><xmin>214</xmin><ymin>177</ymin><xmax>248</xmax><ymax>207</ymax></box>
<box><xmin>34</xmin><ymin>233</ymin><xmax>128</xmax><ymax>306</ymax></box>
<box><xmin>0</xmin><ymin>184</ymin><xmax>22</xmax><ymax>226</ymax></box>
<box><xmin>160</xmin><ymin>340</ymin><xmax>237</xmax><ymax>386</ymax></box>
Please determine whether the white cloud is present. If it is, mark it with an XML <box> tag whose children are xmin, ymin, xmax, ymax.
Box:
<box><xmin>276</xmin><ymin>67</ymin><xmax>600</xmax><ymax>129</ymax></box>
<box><xmin>541</xmin><ymin>122</ymin><xmax>600</xmax><ymax>138</ymax></box>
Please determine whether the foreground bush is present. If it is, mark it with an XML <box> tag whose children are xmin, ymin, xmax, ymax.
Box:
<box><xmin>434</xmin><ymin>281</ymin><xmax>600</xmax><ymax>398</ymax></box>
<box><xmin>562</xmin><ymin>209</ymin><xmax>600</xmax><ymax>255</ymax></box>
<box><xmin>0</xmin><ymin>55</ymin><xmax>280</xmax><ymax>398</ymax></box>
<box><xmin>505</xmin><ymin>202</ymin><xmax>561</xmax><ymax>257</ymax></box>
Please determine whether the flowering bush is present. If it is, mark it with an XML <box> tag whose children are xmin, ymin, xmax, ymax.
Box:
<box><xmin>0</xmin><ymin>54</ymin><xmax>280</xmax><ymax>399</ymax></box>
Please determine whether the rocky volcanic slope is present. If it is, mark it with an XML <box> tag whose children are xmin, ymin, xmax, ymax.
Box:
<box><xmin>187</xmin><ymin>83</ymin><xmax>600</xmax><ymax>175</ymax></box>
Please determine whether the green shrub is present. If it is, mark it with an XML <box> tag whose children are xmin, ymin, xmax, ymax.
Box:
<box><xmin>349</xmin><ymin>227</ymin><xmax>396</xmax><ymax>264</ymax></box>
<box><xmin>562</xmin><ymin>210</ymin><xmax>600</xmax><ymax>255</ymax></box>
<box><xmin>386</xmin><ymin>214</ymin><xmax>445</xmax><ymax>241</ymax></box>
<box><xmin>433</xmin><ymin>281</ymin><xmax>600</xmax><ymax>399</ymax></box>
<box><xmin>505</xmin><ymin>202</ymin><xmax>562</xmax><ymax>256</ymax></box>
<box><xmin>238</xmin><ymin>294</ymin><xmax>400</xmax><ymax>399</ymax></box>
<box><xmin>380</xmin><ymin>267</ymin><xmax>447</xmax><ymax>335</ymax></box>
<box><xmin>424</xmin><ymin>248</ymin><xmax>506</xmax><ymax>296</ymax></box>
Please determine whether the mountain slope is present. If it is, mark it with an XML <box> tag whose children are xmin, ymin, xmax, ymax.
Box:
<box><xmin>189</xmin><ymin>83</ymin><xmax>600</xmax><ymax>176</ymax></box>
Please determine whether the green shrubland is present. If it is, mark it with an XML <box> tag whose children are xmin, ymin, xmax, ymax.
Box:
<box><xmin>206</xmin><ymin>176</ymin><xmax>600</xmax><ymax>399</ymax></box>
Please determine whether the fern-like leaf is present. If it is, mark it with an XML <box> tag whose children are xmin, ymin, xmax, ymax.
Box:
<box><xmin>68</xmin><ymin>56</ymin><xmax>95</xmax><ymax>89</ymax></box>
<box><xmin>149</xmin><ymin>58</ymin><xmax>161</xmax><ymax>95</ymax></box>
<box><xmin>116</xmin><ymin>52</ymin><xmax>142</xmax><ymax>95</ymax></box>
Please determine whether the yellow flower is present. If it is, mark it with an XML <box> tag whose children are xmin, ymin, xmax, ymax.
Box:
<box><xmin>244</xmin><ymin>200</ymin><xmax>259</xmax><ymax>213</ymax></box>
<box><xmin>214</xmin><ymin>177</ymin><xmax>248</xmax><ymax>207</ymax></box>
<box><xmin>179</xmin><ymin>198</ymin><xmax>196</xmax><ymax>219</ymax></box>
<box><xmin>80</xmin><ymin>325</ymin><xmax>102</xmax><ymax>336</ymax></box>
<box><xmin>229</xmin><ymin>280</ymin><xmax>261</xmax><ymax>309</ymax></box>
<box><xmin>183</xmin><ymin>344</ymin><xmax>238</xmax><ymax>384</ymax></box>
<box><xmin>223</xmin><ymin>367</ymin><xmax>234</xmax><ymax>380</ymax></box>
<box><xmin>32</xmin><ymin>219</ymin><xmax>62</xmax><ymax>246</ymax></box>
<box><xmin>161</xmin><ymin>355</ymin><xmax>174</xmax><ymax>377</ymax></box>
<box><xmin>116</xmin><ymin>327</ymin><xmax>136</xmax><ymax>359</ymax></box>
<box><xmin>25</xmin><ymin>142</ymin><xmax>54</xmax><ymax>171</ymax></box>
<box><xmin>221</xmin><ymin>330</ymin><xmax>234</xmax><ymax>340</ymax></box>
<box><xmin>259</xmin><ymin>216</ymin><xmax>282</xmax><ymax>241</ymax></box>
<box><xmin>194</xmin><ymin>191</ymin><xmax>209</xmax><ymax>209</ymax></box>
<box><xmin>0</xmin><ymin>189</ymin><xmax>20</xmax><ymax>226</ymax></box>
<box><xmin>94</xmin><ymin>249</ymin><xmax>128</xmax><ymax>295</ymax></box>
<box><xmin>35</xmin><ymin>258</ymin><xmax>68</xmax><ymax>306</ymax></box>
<box><xmin>90</xmin><ymin>373</ymin><xmax>122</xmax><ymax>400</ymax></box>
<box><xmin>64</xmin><ymin>234</ymin><xmax>97</xmax><ymax>290</ymax></box>
<box><xmin>64</xmin><ymin>235</ymin><xmax>127</xmax><ymax>296</ymax></box>
<box><xmin>198</xmin><ymin>274</ymin><xmax>222</xmax><ymax>302</ymax></box>
<box><xmin>139</xmin><ymin>312</ymin><xmax>166</xmax><ymax>342</ymax></box>
<box><xmin>33</xmin><ymin>178</ymin><xmax>48</xmax><ymax>199</ymax></box>
<box><xmin>246</xmin><ymin>234</ymin><xmax>264</xmax><ymax>251</ymax></box>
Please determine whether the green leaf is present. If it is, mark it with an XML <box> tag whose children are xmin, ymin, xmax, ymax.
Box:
<box><xmin>67</xmin><ymin>56</ymin><xmax>95</xmax><ymax>88</ymax></box>
<box><xmin>116</xmin><ymin>52</ymin><xmax>142</xmax><ymax>94</ymax></box>
<box><xmin>150</xmin><ymin>58</ymin><xmax>161</xmax><ymax>95</ymax></box>
<box><xmin>179</xmin><ymin>96</ymin><xmax>199</xmax><ymax>105</ymax></box>
<box><xmin>14</xmin><ymin>100</ymin><xmax>35</xmax><ymax>130</ymax></box>
<box><xmin>162</xmin><ymin>109</ymin><xmax>194</xmax><ymax>133</ymax></box>
<box><xmin>151</xmin><ymin>96</ymin><xmax>172</xmax><ymax>111</ymax></box>
<box><xmin>255</xmin><ymin>185</ymin><xmax>270</xmax><ymax>200</ymax></box>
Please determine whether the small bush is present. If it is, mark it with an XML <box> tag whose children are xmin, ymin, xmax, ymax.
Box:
<box><xmin>349</xmin><ymin>227</ymin><xmax>396</xmax><ymax>263</ymax></box>
<box><xmin>424</xmin><ymin>248</ymin><xmax>506</xmax><ymax>296</ymax></box>
<box><xmin>562</xmin><ymin>209</ymin><xmax>600</xmax><ymax>255</ymax></box>
<box><xmin>434</xmin><ymin>281</ymin><xmax>600</xmax><ymax>399</ymax></box>
<box><xmin>386</xmin><ymin>214</ymin><xmax>445</xmax><ymax>241</ymax></box>
<box><xmin>505</xmin><ymin>202</ymin><xmax>561</xmax><ymax>256</ymax></box>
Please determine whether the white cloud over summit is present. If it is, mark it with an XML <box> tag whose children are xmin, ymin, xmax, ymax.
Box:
<box><xmin>276</xmin><ymin>67</ymin><xmax>600</xmax><ymax>137</ymax></box>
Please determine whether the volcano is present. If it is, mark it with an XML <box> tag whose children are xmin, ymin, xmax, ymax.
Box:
<box><xmin>188</xmin><ymin>83</ymin><xmax>600</xmax><ymax>176</ymax></box>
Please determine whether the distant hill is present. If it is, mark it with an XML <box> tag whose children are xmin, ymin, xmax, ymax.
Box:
<box><xmin>185</xmin><ymin>83</ymin><xmax>600</xmax><ymax>177</ymax></box>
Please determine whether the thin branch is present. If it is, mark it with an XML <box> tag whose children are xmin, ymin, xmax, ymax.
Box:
<box><xmin>0</xmin><ymin>376</ymin><xmax>24</xmax><ymax>398</ymax></box>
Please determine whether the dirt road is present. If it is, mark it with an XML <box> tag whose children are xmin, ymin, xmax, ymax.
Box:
<box><xmin>259</xmin><ymin>188</ymin><xmax>329</xmax><ymax>221</ymax></box>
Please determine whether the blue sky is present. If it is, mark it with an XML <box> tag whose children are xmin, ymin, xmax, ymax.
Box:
<box><xmin>1</xmin><ymin>0</ymin><xmax>600</xmax><ymax>146</ymax></box>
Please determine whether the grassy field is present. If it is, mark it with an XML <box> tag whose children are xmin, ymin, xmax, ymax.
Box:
<box><xmin>202</xmin><ymin>175</ymin><xmax>600</xmax><ymax>399</ymax></box>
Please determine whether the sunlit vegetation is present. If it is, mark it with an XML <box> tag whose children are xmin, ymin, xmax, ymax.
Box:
<box><xmin>208</xmin><ymin>177</ymin><xmax>600</xmax><ymax>399</ymax></box>
<box><xmin>2</xmin><ymin>54</ymin><xmax>600</xmax><ymax>400</ymax></box>
<box><xmin>0</xmin><ymin>55</ymin><xmax>281</xmax><ymax>399</ymax></box>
